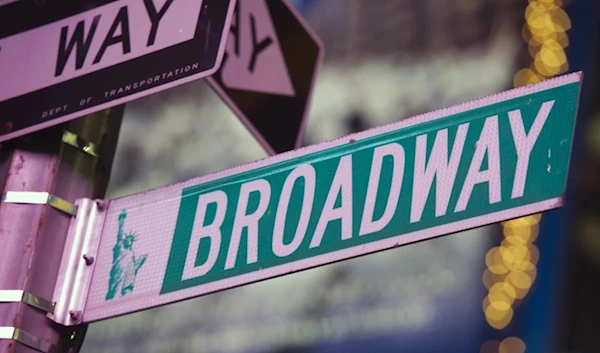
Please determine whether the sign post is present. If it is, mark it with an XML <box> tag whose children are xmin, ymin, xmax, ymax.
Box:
<box><xmin>207</xmin><ymin>0</ymin><xmax>324</xmax><ymax>155</ymax></box>
<box><xmin>0</xmin><ymin>109</ymin><xmax>124</xmax><ymax>353</ymax></box>
<box><xmin>49</xmin><ymin>73</ymin><xmax>581</xmax><ymax>325</ymax></box>
<box><xmin>0</xmin><ymin>0</ymin><xmax>236</xmax><ymax>143</ymax></box>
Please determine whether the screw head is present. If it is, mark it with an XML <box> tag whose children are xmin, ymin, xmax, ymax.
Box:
<box><xmin>82</xmin><ymin>254</ymin><xmax>94</xmax><ymax>266</ymax></box>
<box><xmin>95</xmin><ymin>200</ymin><xmax>106</xmax><ymax>211</ymax></box>
<box><xmin>69</xmin><ymin>310</ymin><xmax>82</xmax><ymax>322</ymax></box>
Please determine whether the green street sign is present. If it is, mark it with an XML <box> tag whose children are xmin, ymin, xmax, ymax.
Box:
<box><xmin>51</xmin><ymin>72</ymin><xmax>581</xmax><ymax>325</ymax></box>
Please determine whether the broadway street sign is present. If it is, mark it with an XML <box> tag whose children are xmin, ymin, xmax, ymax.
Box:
<box><xmin>0</xmin><ymin>0</ymin><xmax>236</xmax><ymax>143</ymax></box>
<box><xmin>51</xmin><ymin>73</ymin><xmax>581</xmax><ymax>325</ymax></box>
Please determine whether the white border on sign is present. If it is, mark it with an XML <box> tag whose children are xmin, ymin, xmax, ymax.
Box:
<box><xmin>0</xmin><ymin>0</ymin><xmax>238</xmax><ymax>144</ymax></box>
<box><xmin>206</xmin><ymin>0</ymin><xmax>325</xmax><ymax>156</ymax></box>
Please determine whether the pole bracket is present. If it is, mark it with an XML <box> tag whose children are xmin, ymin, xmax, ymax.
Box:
<box><xmin>0</xmin><ymin>327</ymin><xmax>56</xmax><ymax>353</ymax></box>
<box><xmin>0</xmin><ymin>290</ymin><xmax>55</xmax><ymax>314</ymax></box>
<box><xmin>51</xmin><ymin>198</ymin><xmax>106</xmax><ymax>326</ymax></box>
<box><xmin>61</xmin><ymin>130</ymin><xmax>99</xmax><ymax>158</ymax></box>
<box><xmin>1</xmin><ymin>191</ymin><xmax>77</xmax><ymax>216</ymax></box>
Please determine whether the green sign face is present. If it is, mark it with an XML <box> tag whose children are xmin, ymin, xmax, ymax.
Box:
<box><xmin>160</xmin><ymin>77</ymin><xmax>580</xmax><ymax>294</ymax></box>
<box><xmin>80</xmin><ymin>73</ymin><xmax>580</xmax><ymax>324</ymax></box>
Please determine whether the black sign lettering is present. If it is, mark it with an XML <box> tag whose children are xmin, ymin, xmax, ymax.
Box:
<box><xmin>55</xmin><ymin>15</ymin><xmax>100</xmax><ymax>77</ymax></box>
<box><xmin>93</xmin><ymin>6</ymin><xmax>131</xmax><ymax>65</ymax></box>
<box><xmin>248</xmin><ymin>14</ymin><xmax>272</xmax><ymax>72</ymax></box>
<box><xmin>143</xmin><ymin>0</ymin><xmax>175</xmax><ymax>47</ymax></box>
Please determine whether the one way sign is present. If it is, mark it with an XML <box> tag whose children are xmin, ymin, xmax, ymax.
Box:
<box><xmin>207</xmin><ymin>0</ymin><xmax>324</xmax><ymax>155</ymax></box>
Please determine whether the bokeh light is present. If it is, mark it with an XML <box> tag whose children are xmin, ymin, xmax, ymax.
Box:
<box><xmin>480</xmin><ymin>340</ymin><xmax>500</xmax><ymax>353</ymax></box>
<box><xmin>485</xmin><ymin>306</ymin><xmax>514</xmax><ymax>330</ymax></box>
<box><xmin>484</xmin><ymin>2</ymin><xmax>570</xmax><ymax>349</ymax></box>
<box><xmin>499</xmin><ymin>337</ymin><xmax>527</xmax><ymax>353</ymax></box>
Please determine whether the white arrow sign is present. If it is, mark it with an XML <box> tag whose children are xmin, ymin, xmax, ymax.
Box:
<box><xmin>207</xmin><ymin>0</ymin><xmax>324</xmax><ymax>155</ymax></box>
<box><xmin>221</xmin><ymin>0</ymin><xmax>295</xmax><ymax>97</ymax></box>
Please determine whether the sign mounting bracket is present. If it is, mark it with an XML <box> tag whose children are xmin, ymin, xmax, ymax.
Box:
<box><xmin>0</xmin><ymin>327</ymin><xmax>56</xmax><ymax>353</ymax></box>
<box><xmin>0</xmin><ymin>290</ymin><xmax>55</xmax><ymax>314</ymax></box>
<box><xmin>50</xmin><ymin>198</ymin><xmax>107</xmax><ymax>326</ymax></box>
<box><xmin>1</xmin><ymin>191</ymin><xmax>78</xmax><ymax>216</ymax></box>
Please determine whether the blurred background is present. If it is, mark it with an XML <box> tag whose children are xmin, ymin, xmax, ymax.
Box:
<box><xmin>81</xmin><ymin>0</ymin><xmax>600</xmax><ymax>352</ymax></box>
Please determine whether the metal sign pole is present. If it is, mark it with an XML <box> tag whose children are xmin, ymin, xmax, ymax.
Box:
<box><xmin>0</xmin><ymin>107</ymin><xmax>124</xmax><ymax>353</ymax></box>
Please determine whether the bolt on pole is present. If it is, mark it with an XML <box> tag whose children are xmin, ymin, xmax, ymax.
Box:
<box><xmin>0</xmin><ymin>107</ymin><xmax>124</xmax><ymax>353</ymax></box>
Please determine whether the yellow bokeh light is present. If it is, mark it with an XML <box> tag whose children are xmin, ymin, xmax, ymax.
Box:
<box><xmin>529</xmin><ymin>244</ymin><xmax>540</xmax><ymax>265</ymax></box>
<box><xmin>540</xmin><ymin>3</ymin><xmax>560</xmax><ymax>11</ymax></box>
<box><xmin>490</xmin><ymin>282</ymin><xmax>517</xmax><ymax>299</ymax></box>
<box><xmin>530</xmin><ymin>25</ymin><xmax>560</xmax><ymax>43</ymax></box>
<box><xmin>535</xmin><ymin>53</ymin><xmax>561</xmax><ymax>76</ymax></box>
<box><xmin>528</xmin><ymin>40</ymin><xmax>542</xmax><ymax>58</ymax></box>
<box><xmin>483</xmin><ymin>269</ymin><xmax>505</xmax><ymax>290</ymax></box>
<box><xmin>512</xmin><ymin>260</ymin><xmax>535</xmax><ymax>272</ymax></box>
<box><xmin>503</xmin><ymin>214</ymin><xmax>542</xmax><ymax>227</ymax></box>
<box><xmin>522</xmin><ymin>23</ymin><xmax>533</xmax><ymax>42</ymax></box>
<box><xmin>525</xmin><ymin>264</ymin><xmax>538</xmax><ymax>283</ymax></box>
<box><xmin>491</xmin><ymin>0</ymin><xmax>569</xmax><ymax>333</ymax></box>
<box><xmin>480</xmin><ymin>340</ymin><xmax>500</xmax><ymax>353</ymax></box>
<box><xmin>506</xmin><ymin>231</ymin><xmax>538</xmax><ymax>246</ymax></box>
<box><xmin>486</xmin><ymin>247</ymin><xmax>510</xmax><ymax>274</ymax></box>
<box><xmin>499</xmin><ymin>337</ymin><xmax>527</xmax><ymax>353</ymax></box>
<box><xmin>555</xmin><ymin>28</ymin><xmax>570</xmax><ymax>47</ymax></box>
<box><xmin>528</xmin><ymin>7</ymin><xmax>570</xmax><ymax>44</ymax></box>
<box><xmin>539</xmin><ymin>53</ymin><xmax>564</xmax><ymax>71</ymax></box>
<box><xmin>526</xmin><ymin>3</ymin><xmax>553</xmax><ymax>31</ymax></box>
<box><xmin>488</xmin><ymin>292</ymin><xmax>514</xmax><ymax>311</ymax></box>
<box><xmin>483</xmin><ymin>296</ymin><xmax>490</xmax><ymax>312</ymax></box>
<box><xmin>526</xmin><ymin>29</ymin><xmax>559</xmax><ymax>47</ymax></box>
<box><xmin>513</xmin><ymin>286</ymin><xmax>530</xmax><ymax>300</ymax></box>
<box><xmin>486</xmin><ymin>306</ymin><xmax>514</xmax><ymax>330</ymax></box>
<box><xmin>513</xmin><ymin>68</ymin><xmax>544</xmax><ymax>87</ymax></box>
<box><xmin>530</xmin><ymin>0</ymin><xmax>562</xmax><ymax>7</ymax></box>
<box><xmin>504</xmin><ymin>223</ymin><xmax>539</xmax><ymax>243</ymax></box>
<box><xmin>482</xmin><ymin>283</ymin><xmax>519</xmax><ymax>312</ymax></box>
<box><xmin>526</xmin><ymin>2</ymin><xmax>570</xmax><ymax>30</ymax></box>
<box><xmin>549</xmin><ymin>7</ymin><xmax>572</xmax><ymax>31</ymax></box>
<box><xmin>512</xmin><ymin>276</ymin><xmax>535</xmax><ymax>299</ymax></box>
<box><xmin>490</xmin><ymin>264</ymin><xmax>510</xmax><ymax>275</ymax></box>
<box><xmin>508</xmin><ymin>270</ymin><xmax>533</xmax><ymax>290</ymax></box>
<box><xmin>504</xmin><ymin>235</ymin><xmax>525</xmax><ymax>246</ymax></box>
<box><xmin>499</xmin><ymin>246</ymin><xmax>516</xmax><ymax>267</ymax></box>
<box><xmin>498</xmin><ymin>244</ymin><xmax>532</xmax><ymax>272</ymax></box>
<box><xmin>508</xmin><ymin>244</ymin><xmax>530</xmax><ymax>264</ymax></box>
<box><xmin>485</xmin><ymin>303</ymin><xmax>511</xmax><ymax>321</ymax></box>
<box><xmin>541</xmin><ymin>40</ymin><xmax>567</xmax><ymax>65</ymax></box>
<box><xmin>485</xmin><ymin>247</ymin><xmax>499</xmax><ymax>264</ymax></box>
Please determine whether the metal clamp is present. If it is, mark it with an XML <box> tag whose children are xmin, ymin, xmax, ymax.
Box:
<box><xmin>0</xmin><ymin>327</ymin><xmax>56</xmax><ymax>353</ymax></box>
<box><xmin>1</xmin><ymin>191</ymin><xmax>77</xmax><ymax>216</ymax></box>
<box><xmin>51</xmin><ymin>198</ymin><xmax>106</xmax><ymax>326</ymax></box>
<box><xmin>0</xmin><ymin>290</ymin><xmax>55</xmax><ymax>314</ymax></box>
<box><xmin>61</xmin><ymin>130</ymin><xmax>99</xmax><ymax>158</ymax></box>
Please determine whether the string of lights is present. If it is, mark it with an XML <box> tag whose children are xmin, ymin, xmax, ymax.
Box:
<box><xmin>481</xmin><ymin>0</ymin><xmax>571</xmax><ymax>352</ymax></box>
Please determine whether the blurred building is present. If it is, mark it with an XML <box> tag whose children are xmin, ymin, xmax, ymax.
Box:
<box><xmin>303</xmin><ymin>0</ymin><xmax>523</xmax><ymax>61</ymax></box>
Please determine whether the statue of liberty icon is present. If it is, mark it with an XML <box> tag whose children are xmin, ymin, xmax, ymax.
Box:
<box><xmin>105</xmin><ymin>210</ymin><xmax>148</xmax><ymax>301</ymax></box>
